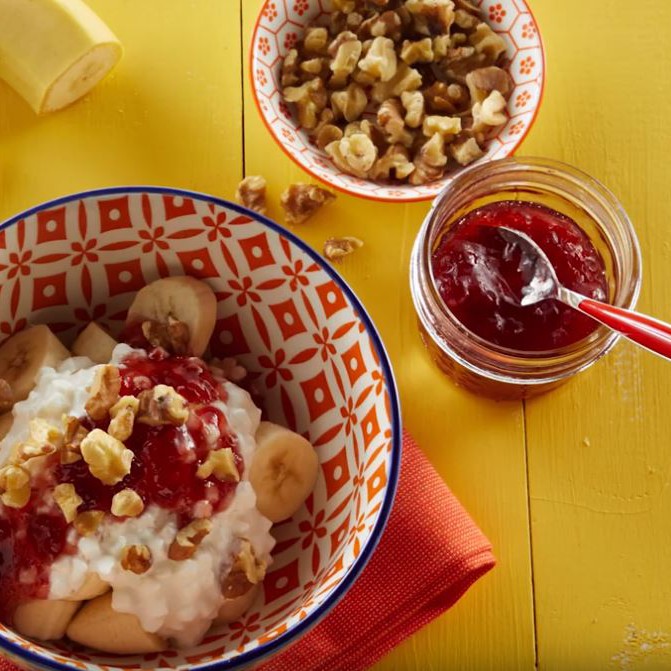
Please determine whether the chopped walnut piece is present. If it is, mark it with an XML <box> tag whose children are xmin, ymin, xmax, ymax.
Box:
<box><xmin>137</xmin><ymin>385</ymin><xmax>189</xmax><ymax>427</ymax></box>
<box><xmin>323</xmin><ymin>236</ymin><xmax>364</xmax><ymax>262</ymax></box>
<box><xmin>235</xmin><ymin>175</ymin><xmax>267</xmax><ymax>215</ymax></box>
<box><xmin>465</xmin><ymin>66</ymin><xmax>513</xmax><ymax>104</ymax></box>
<box><xmin>422</xmin><ymin>114</ymin><xmax>461</xmax><ymax>138</ymax></box>
<box><xmin>15</xmin><ymin>418</ymin><xmax>62</xmax><ymax>463</ymax></box>
<box><xmin>168</xmin><ymin>519</ymin><xmax>213</xmax><ymax>561</ymax></box>
<box><xmin>0</xmin><ymin>379</ymin><xmax>12</xmax><ymax>413</ymax></box>
<box><xmin>281</xmin><ymin>49</ymin><xmax>300</xmax><ymax>87</ymax></box>
<box><xmin>329</xmin><ymin>34</ymin><xmax>362</xmax><ymax>87</ymax></box>
<box><xmin>450</xmin><ymin>136</ymin><xmax>484</xmax><ymax>165</ymax></box>
<box><xmin>141</xmin><ymin>318</ymin><xmax>190</xmax><ymax>355</ymax></box>
<box><xmin>316</xmin><ymin>123</ymin><xmax>344</xmax><ymax>151</ymax></box>
<box><xmin>121</xmin><ymin>545</ymin><xmax>153</xmax><ymax>575</ymax></box>
<box><xmin>280</xmin><ymin>184</ymin><xmax>336</xmax><ymax>225</ymax></box>
<box><xmin>469</xmin><ymin>22</ymin><xmax>507</xmax><ymax>64</ymax></box>
<box><xmin>409</xmin><ymin>132</ymin><xmax>447</xmax><ymax>185</ymax></box>
<box><xmin>472</xmin><ymin>89</ymin><xmax>507</xmax><ymax>131</ymax></box>
<box><xmin>326</xmin><ymin>133</ymin><xmax>378</xmax><ymax>178</ymax></box>
<box><xmin>358</xmin><ymin>36</ymin><xmax>397</xmax><ymax>82</ymax></box>
<box><xmin>369</xmin><ymin>144</ymin><xmax>416</xmax><ymax>181</ymax></box>
<box><xmin>300</xmin><ymin>57</ymin><xmax>326</xmax><ymax>77</ymax></box>
<box><xmin>60</xmin><ymin>416</ymin><xmax>87</xmax><ymax>465</ymax></box>
<box><xmin>332</xmin><ymin>0</ymin><xmax>356</xmax><ymax>12</ymax></box>
<box><xmin>378</xmin><ymin>98</ymin><xmax>414</xmax><ymax>147</ymax></box>
<box><xmin>371</xmin><ymin>62</ymin><xmax>422</xmax><ymax>103</ymax></box>
<box><xmin>111</xmin><ymin>489</ymin><xmax>145</xmax><ymax>517</ymax></box>
<box><xmin>222</xmin><ymin>540</ymin><xmax>267</xmax><ymax>598</ymax></box>
<box><xmin>401</xmin><ymin>90</ymin><xmax>425</xmax><ymax>128</ymax></box>
<box><xmin>331</xmin><ymin>83</ymin><xmax>368</xmax><ymax>122</ymax></box>
<box><xmin>80</xmin><ymin>429</ymin><xmax>134</xmax><ymax>486</ymax></box>
<box><xmin>108</xmin><ymin>396</ymin><xmax>140</xmax><ymax>442</ymax></box>
<box><xmin>0</xmin><ymin>464</ymin><xmax>30</xmax><ymax>508</ymax></box>
<box><xmin>400</xmin><ymin>38</ymin><xmax>434</xmax><ymax>65</ymax></box>
<box><xmin>304</xmin><ymin>27</ymin><xmax>329</xmax><ymax>55</ymax></box>
<box><xmin>196</xmin><ymin>448</ymin><xmax>240</xmax><ymax>482</ymax></box>
<box><xmin>74</xmin><ymin>510</ymin><xmax>105</xmax><ymax>536</ymax></box>
<box><xmin>433</xmin><ymin>34</ymin><xmax>451</xmax><ymax>58</ymax></box>
<box><xmin>283</xmin><ymin>78</ymin><xmax>328</xmax><ymax>130</ymax></box>
<box><xmin>454</xmin><ymin>0</ymin><xmax>480</xmax><ymax>14</ymax></box>
<box><xmin>405</xmin><ymin>0</ymin><xmax>455</xmax><ymax>33</ymax></box>
<box><xmin>454</xmin><ymin>8</ymin><xmax>479</xmax><ymax>30</ymax></box>
<box><xmin>53</xmin><ymin>483</ymin><xmax>83</xmax><ymax>523</ymax></box>
<box><xmin>85</xmin><ymin>365</ymin><xmax>121</xmax><ymax>421</ymax></box>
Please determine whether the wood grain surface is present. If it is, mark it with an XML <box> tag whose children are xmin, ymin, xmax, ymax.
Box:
<box><xmin>1</xmin><ymin>1</ymin><xmax>669</xmax><ymax>669</ymax></box>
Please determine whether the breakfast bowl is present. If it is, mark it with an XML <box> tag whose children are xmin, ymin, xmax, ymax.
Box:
<box><xmin>250</xmin><ymin>0</ymin><xmax>545</xmax><ymax>203</ymax></box>
<box><xmin>0</xmin><ymin>186</ymin><xmax>401</xmax><ymax>670</ymax></box>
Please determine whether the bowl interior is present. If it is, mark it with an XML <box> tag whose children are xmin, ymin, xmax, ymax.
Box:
<box><xmin>0</xmin><ymin>188</ymin><xmax>400</xmax><ymax>671</ymax></box>
<box><xmin>250</xmin><ymin>0</ymin><xmax>545</xmax><ymax>202</ymax></box>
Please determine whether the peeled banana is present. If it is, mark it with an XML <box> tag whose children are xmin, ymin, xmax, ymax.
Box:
<box><xmin>215</xmin><ymin>583</ymin><xmax>260</xmax><ymax>625</ymax></box>
<box><xmin>0</xmin><ymin>325</ymin><xmax>69</xmax><ymax>402</ymax></box>
<box><xmin>0</xmin><ymin>0</ymin><xmax>122</xmax><ymax>114</ymax></box>
<box><xmin>64</xmin><ymin>573</ymin><xmax>110</xmax><ymax>601</ymax></box>
<box><xmin>71</xmin><ymin>322</ymin><xmax>117</xmax><ymax>363</ymax></box>
<box><xmin>67</xmin><ymin>592</ymin><xmax>166</xmax><ymax>654</ymax></box>
<box><xmin>249</xmin><ymin>422</ymin><xmax>319</xmax><ymax>523</ymax></box>
<box><xmin>126</xmin><ymin>276</ymin><xmax>218</xmax><ymax>357</ymax></box>
<box><xmin>13</xmin><ymin>599</ymin><xmax>81</xmax><ymax>641</ymax></box>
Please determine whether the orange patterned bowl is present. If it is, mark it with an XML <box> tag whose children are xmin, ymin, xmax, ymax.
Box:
<box><xmin>250</xmin><ymin>0</ymin><xmax>545</xmax><ymax>202</ymax></box>
<box><xmin>0</xmin><ymin>187</ymin><xmax>401</xmax><ymax>670</ymax></box>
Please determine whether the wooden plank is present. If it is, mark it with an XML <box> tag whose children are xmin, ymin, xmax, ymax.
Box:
<box><xmin>523</xmin><ymin>1</ymin><xmax>671</xmax><ymax>669</ymax></box>
<box><xmin>0</xmin><ymin>0</ymin><xmax>243</xmax><ymax>221</ymax></box>
<box><xmin>241</xmin><ymin>1</ymin><xmax>536</xmax><ymax>668</ymax></box>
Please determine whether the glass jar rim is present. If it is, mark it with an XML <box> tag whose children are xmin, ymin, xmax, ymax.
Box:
<box><xmin>412</xmin><ymin>156</ymin><xmax>643</xmax><ymax>386</ymax></box>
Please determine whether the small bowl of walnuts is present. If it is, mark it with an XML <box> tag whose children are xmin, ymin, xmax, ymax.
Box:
<box><xmin>250</xmin><ymin>0</ymin><xmax>545</xmax><ymax>202</ymax></box>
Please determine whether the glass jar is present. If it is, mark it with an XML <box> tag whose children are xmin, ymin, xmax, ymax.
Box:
<box><xmin>410</xmin><ymin>157</ymin><xmax>642</xmax><ymax>401</ymax></box>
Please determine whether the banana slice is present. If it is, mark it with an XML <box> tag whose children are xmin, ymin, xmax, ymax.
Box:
<box><xmin>64</xmin><ymin>573</ymin><xmax>110</xmax><ymax>601</ymax></box>
<box><xmin>67</xmin><ymin>592</ymin><xmax>167</xmax><ymax>654</ymax></box>
<box><xmin>249</xmin><ymin>422</ymin><xmax>319</xmax><ymax>523</ymax></box>
<box><xmin>214</xmin><ymin>583</ymin><xmax>260</xmax><ymax>625</ymax></box>
<box><xmin>125</xmin><ymin>276</ymin><xmax>217</xmax><ymax>357</ymax></box>
<box><xmin>0</xmin><ymin>325</ymin><xmax>69</xmax><ymax>403</ymax></box>
<box><xmin>0</xmin><ymin>412</ymin><xmax>12</xmax><ymax>442</ymax></box>
<box><xmin>13</xmin><ymin>599</ymin><xmax>81</xmax><ymax>641</ymax></box>
<box><xmin>72</xmin><ymin>322</ymin><xmax>118</xmax><ymax>363</ymax></box>
<box><xmin>0</xmin><ymin>0</ymin><xmax>122</xmax><ymax>114</ymax></box>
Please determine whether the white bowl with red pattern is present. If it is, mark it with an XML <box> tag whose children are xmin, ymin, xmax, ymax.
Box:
<box><xmin>0</xmin><ymin>187</ymin><xmax>401</xmax><ymax>671</ymax></box>
<box><xmin>250</xmin><ymin>0</ymin><xmax>545</xmax><ymax>202</ymax></box>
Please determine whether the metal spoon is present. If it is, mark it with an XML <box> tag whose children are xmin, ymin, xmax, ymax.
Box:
<box><xmin>498</xmin><ymin>226</ymin><xmax>671</xmax><ymax>360</ymax></box>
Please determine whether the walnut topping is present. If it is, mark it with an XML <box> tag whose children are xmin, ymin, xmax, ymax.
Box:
<box><xmin>196</xmin><ymin>448</ymin><xmax>240</xmax><ymax>482</ymax></box>
<box><xmin>168</xmin><ymin>519</ymin><xmax>213</xmax><ymax>561</ymax></box>
<box><xmin>0</xmin><ymin>379</ymin><xmax>12</xmax><ymax>413</ymax></box>
<box><xmin>280</xmin><ymin>184</ymin><xmax>336</xmax><ymax>225</ymax></box>
<box><xmin>121</xmin><ymin>544</ymin><xmax>153</xmax><ymax>574</ymax></box>
<box><xmin>222</xmin><ymin>540</ymin><xmax>267</xmax><ymax>599</ymax></box>
<box><xmin>0</xmin><ymin>464</ymin><xmax>30</xmax><ymax>509</ymax></box>
<box><xmin>108</xmin><ymin>396</ymin><xmax>140</xmax><ymax>442</ymax></box>
<box><xmin>137</xmin><ymin>385</ymin><xmax>189</xmax><ymax>427</ymax></box>
<box><xmin>53</xmin><ymin>483</ymin><xmax>83</xmax><ymax>523</ymax></box>
<box><xmin>323</xmin><ymin>236</ymin><xmax>364</xmax><ymax>262</ymax></box>
<box><xmin>111</xmin><ymin>489</ymin><xmax>144</xmax><ymax>517</ymax></box>
<box><xmin>235</xmin><ymin>175</ymin><xmax>267</xmax><ymax>215</ymax></box>
<box><xmin>15</xmin><ymin>418</ymin><xmax>62</xmax><ymax>463</ymax></box>
<box><xmin>80</xmin><ymin>429</ymin><xmax>134</xmax><ymax>486</ymax></box>
<box><xmin>60</xmin><ymin>416</ymin><xmax>88</xmax><ymax>464</ymax></box>
<box><xmin>74</xmin><ymin>510</ymin><xmax>105</xmax><ymax>536</ymax></box>
<box><xmin>141</xmin><ymin>318</ymin><xmax>190</xmax><ymax>355</ymax></box>
<box><xmin>85</xmin><ymin>365</ymin><xmax>121</xmax><ymax>421</ymax></box>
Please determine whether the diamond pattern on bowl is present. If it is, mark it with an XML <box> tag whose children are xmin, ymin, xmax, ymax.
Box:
<box><xmin>0</xmin><ymin>188</ymin><xmax>400</xmax><ymax>671</ymax></box>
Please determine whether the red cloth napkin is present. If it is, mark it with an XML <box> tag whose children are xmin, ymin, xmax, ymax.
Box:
<box><xmin>0</xmin><ymin>431</ymin><xmax>495</xmax><ymax>671</ymax></box>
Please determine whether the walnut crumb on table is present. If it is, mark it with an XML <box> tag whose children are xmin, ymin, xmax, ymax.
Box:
<box><xmin>235</xmin><ymin>175</ymin><xmax>267</xmax><ymax>215</ymax></box>
<box><xmin>323</xmin><ymin>236</ymin><xmax>364</xmax><ymax>261</ymax></box>
<box><xmin>280</xmin><ymin>183</ymin><xmax>336</xmax><ymax>224</ymax></box>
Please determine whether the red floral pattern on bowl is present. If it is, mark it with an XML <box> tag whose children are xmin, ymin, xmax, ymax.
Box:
<box><xmin>250</xmin><ymin>0</ymin><xmax>545</xmax><ymax>202</ymax></box>
<box><xmin>0</xmin><ymin>187</ymin><xmax>401</xmax><ymax>671</ymax></box>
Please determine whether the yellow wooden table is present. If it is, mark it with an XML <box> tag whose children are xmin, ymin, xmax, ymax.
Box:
<box><xmin>1</xmin><ymin>1</ymin><xmax>670</xmax><ymax>669</ymax></box>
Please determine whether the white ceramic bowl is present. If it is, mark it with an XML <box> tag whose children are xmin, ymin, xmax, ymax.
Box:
<box><xmin>0</xmin><ymin>187</ymin><xmax>401</xmax><ymax>670</ymax></box>
<box><xmin>250</xmin><ymin>0</ymin><xmax>545</xmax><ymax>202</ymax></box>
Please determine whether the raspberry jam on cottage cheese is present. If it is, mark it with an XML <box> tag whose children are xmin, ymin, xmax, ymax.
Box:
<box><xmin>431</xmin><ymin>200</ymin><xmax>609</xmax><ymax>351</ymax></box>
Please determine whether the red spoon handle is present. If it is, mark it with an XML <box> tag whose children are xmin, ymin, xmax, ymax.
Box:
<box><xmin>579</xmin><ymin>298</ymin><xmax>671</xmax><ymax>360</ymax></box>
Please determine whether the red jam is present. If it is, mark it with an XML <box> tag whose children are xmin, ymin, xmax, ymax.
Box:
<box><xmin>0</xmin><ymin>348</ymin><xmax>241</xmax><ymax>621</ymax></box>
<box><xmin>431</xmin><ymin>201</ymin><xmax>609</xmax><ymax>351</ymax></box>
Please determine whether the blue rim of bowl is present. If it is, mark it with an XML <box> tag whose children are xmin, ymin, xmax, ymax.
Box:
<box><xmin>0</xmin><ymin>186</ymin><xmax>403</xmax><ymax>671</ymax></box>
